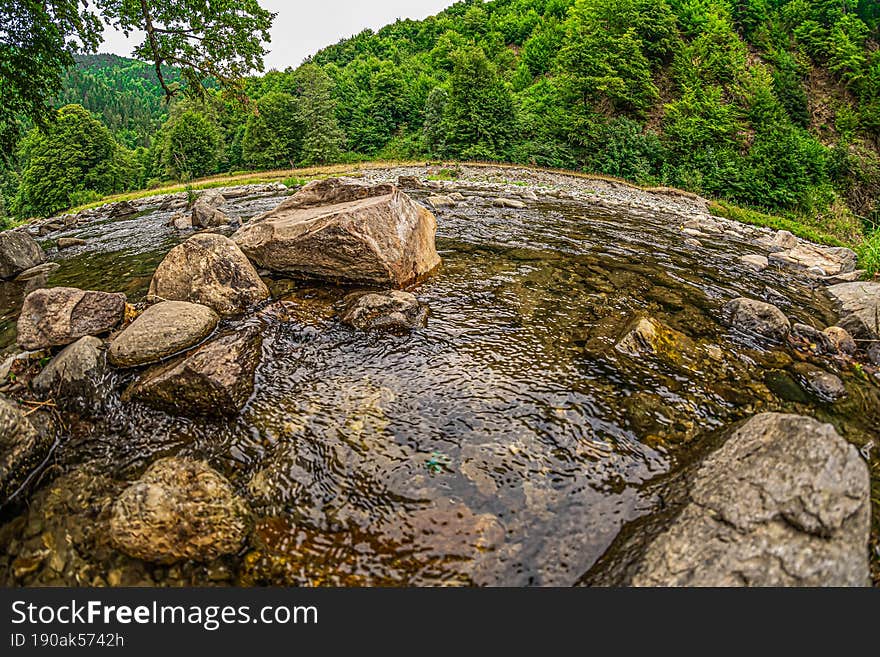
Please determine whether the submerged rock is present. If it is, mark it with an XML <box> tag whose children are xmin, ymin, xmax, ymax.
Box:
<box><xmin>234</xmin><ymin>178</ymin><xmax>441</xmax><ymax>287</ymax></box>
<box><xmin>14</xmin><ymin>262</ymin><xmax>60</xmax><ymax>282</ymax></box>
<box><xmin>791</xmin><ymin>323</ymin><xmax>835</xmax><ymax>354</ymax></box>
<box><xmin>148</xmin><ymin>233</ymin><xmax>269</xmax><ymax>316</ymax></box>
<box><xmin>790</xmin><ymin>362</ymin><xmax>847</xmax><ymax>402</ymax></box>
<box><xmin>124</xmin><ymin>328</ymin><xmax>262</xmax><ymax>416</ymax></box>
<box><xmin>632</xmin><ymin>413</ymin><xmax>870</xmax><ymax>586</ymax></box>
<box><xmin>109</xmin><ymin>301</ymin><xmax>219</xmax><ymax>368</ymax></box>
<box><xmin>615</xmin><ymin>317</ymin><xmax>693</xmax><ymax>362</ymax></box>
<box><xmin>32</xmin><ymin>336</ymin><xmax>107</xmax><ymax>413</ymax></box>
<box><xmin>339</xmin><ymin>290</ymin><xmax>428</xmax><ymax>331</ymax></box>
<box><xmin>722</xmin><ymin>297</ymin><xmax>790</xmax><ymax>341</ymax></box>
<box><xmin>0</xmin><ymin>231</ymin><xmax>45</xmax><ymax>280</ymax></box>
<box><xmin>0</xmin><ymin>397</ymin><xmax>53</xmax><ymax>504</ymax></box>
<box><xmin>17</xmin><ymin>287</ymin><xmax>126</xmax><ymax>350</ymax></box>
<box><xmin>110</xmin><ymin>458</ymin><xmax>251</xmax><ymax>564</ymax></box>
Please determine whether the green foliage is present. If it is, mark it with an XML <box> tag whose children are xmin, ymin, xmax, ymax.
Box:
<box><xmin>441</xmin><ymin>47</ymin><xmax>518</xmax><ymax>160</ymax></box>
<box><xmin>242</xmin><ymin>92</ymin><xmax>303</xmax><ymax>170</ymax></box>
<box><xmin>293</xmin><ymin>64</ymin><xmax>344</xmax><ymax>166</ymax></box>
<box><xmin>858</xmin><ymin>230</ymin><xmax>880</xmax><ymax>276</ymax></box>
<box><xmin>159</xmin><ymin>110</ymin><xmax>220</xmax><ymax>180</ymax></box>
<box><xmin>12</xmin><ymin>105</ymin><xmax>131</xmax><ymax>218</ymax></box>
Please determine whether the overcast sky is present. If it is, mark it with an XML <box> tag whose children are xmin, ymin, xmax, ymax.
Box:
<box><xmin>100</xmin><ymin>0</ymin><xmax>455</xmax><ymax>71</ymax></box>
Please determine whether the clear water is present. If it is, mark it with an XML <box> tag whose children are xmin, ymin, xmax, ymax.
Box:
<box><xmin>2</xmin><ymin>188</ymin><xmax>877</xmax><ymax>586</ymax></box>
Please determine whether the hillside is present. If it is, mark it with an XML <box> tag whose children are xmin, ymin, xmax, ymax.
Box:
<box><xmin>3</xmin><ymin>0</ymin><xmax>880</xmax><ymax>250</ymax></box>
<box><xmin>56</xmin><ymin>54</ymin><xmax>181</xmax><ymax>149</ymax></box>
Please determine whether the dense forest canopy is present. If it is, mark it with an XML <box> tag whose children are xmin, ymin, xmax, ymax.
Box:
<box><xmin>1</xmin><ymin>0</ymin><xmax>879</xmax><ymax>240</ymax></box>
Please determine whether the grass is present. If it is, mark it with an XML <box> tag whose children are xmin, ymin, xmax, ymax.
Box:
<box><xmin>857</xmin><ymin>231</ymin><xmax>880</xmax><ymax>276</ymax></box>
<box><xmin>708</xmin><ymin>200</ymin><xmax>849</xmax><ymax>248</ymax></box>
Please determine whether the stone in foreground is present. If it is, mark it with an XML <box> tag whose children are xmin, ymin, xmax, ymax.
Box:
<box><xmin>233</xmin><ymin>178</ymin><xmax>440</xmax><ymax>287</ymax></box>
<box><xmin>17</xmin><ymin>287</ymin><xmax>126</xmax><ymax>350</ymax></box>
<box><xmin>109</xmin><ymin>301</ymin><xmax>219</xmax><ymax>368</ymax></box>
<box><xmin>0</xmin><ymin>397</ymin><xmax>53</xmax><ymax>504</ymax></box>
<box><xmin>0</xmin><ymin>231</ymin><xmax>45</xmax><ymax>279</ymax></box>
<box><xmin>340</xmin><ymin>290</ymin><xmax>428</xmax><ymax>331</ymax></box>
<box><xmin>110</xmin><ymin>458</ymin><xmax>251</xmax><ymax>564</ymax></box>
<box><xmin>148</xmin><ymin>233</ymin><xmax>269</xmax><ymax>316</ymax></box>
<box><xmin>32</xmin><ymin>336</ymin><xmax>107</xmax><ymax>413</ymax></box>
<box><xmin>124</xmin><ymin>328</ymin><xmax>262</xmax><ymax>416</ymax></box>
<box><xmin>722</xmin><ymin>297</ymin><xmax>790</xmax><ymax>341</ymax></box>
<box><xmin>632</xmin><ymin>413</ymin><xmax>870</xmax><ymax>586</ymax></box>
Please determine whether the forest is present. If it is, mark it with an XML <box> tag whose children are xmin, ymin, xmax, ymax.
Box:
<box><xmin>1</xmin><ymin>0</ymin><xmax>879</xmax><ymax>253</ymax></box>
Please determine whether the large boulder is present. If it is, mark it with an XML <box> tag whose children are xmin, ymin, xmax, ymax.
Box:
<box><xmin>123</xmin><ymin>328</ymin><xmax>262</xmax><ymax>416</ymax></box>
<box><xmin>31</xmin><ymin>336</ymin><xmax>107</xmax><ymax>413</ymax></box>
<box><xmin>190</xmin><ymin>190</ymin><xmax>230</xmax><ymax>228</ymax></box>
<box><xmin>722</xmin><ymin>297</ymin><xmax>791</xmax><ymax>341</ymax></box>
<box><xmin>147</xmin><ymin>233</ymin><xmax>269</xmax><ymax>316</ymax></box>
<box><xmin>0</xmin><ymin>397</ymin><xmax>53</xmax><ymax>504</ymax></box>
<box><xmin>109</xmin><ymin>301</ymin><xmax>219</xmax><ymax>368</ymax></box>
<box><xmin>17</xmin><ymin>287</ymin><xmax>126</xmax><ymax>350</ymax></box>
<box><xmin>110</xmin><ymin>458</ymin><xmax>251</xmax><ymax>564</ymax></box>
<box><xmin>339</xmin><ymin>290</ymin><xmax>428</xmax><ymax>331</ymax></box>
<box><xmin>826</xmin><ymin>281</ymin><xmax>880</xmax><ymax>340</ymax></box>
<box><xmin>631</xmin><ymin>414</ymin><xmax>870</xmax><ymax>587</ymax></box>
<box><xmin>0</xmin><ymin>231</ymin><xmax>45</xmax><ymax>279</ymax></box>
<box><xmin>233</xmin><ymin>178</ymin><xmax>440</xmax><ymax>287</ymax></box>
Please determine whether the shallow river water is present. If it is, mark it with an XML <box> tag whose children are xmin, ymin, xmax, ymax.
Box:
<box><xmin>1</xmin><ymin>185</ymin><xmax>878</xmax><ymax>586</ymax></box>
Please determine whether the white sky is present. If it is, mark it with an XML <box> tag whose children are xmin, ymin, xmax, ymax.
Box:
<box><xmin>100</xmin><ymin>0</ymin><xmax>456</xmax><ymax>71</ymax></box>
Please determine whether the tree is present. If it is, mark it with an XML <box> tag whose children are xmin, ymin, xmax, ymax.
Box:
<box><xmin>96</xmin><ymin>0</ymin><xmax>275</xmax><ymax>100</ymax></box>
<box><xmin>242</xmin><ymin>92</ymin><xmax>304</xmax><ymax>170</ymax></box>
<box><xmin>293</xmin><ymin>64</ymin><xmax>344</xmax><ymax>165</ymax></box>
<box><xmin>0</xmin><ymin>0</ymin><xmax>274</xmax><ymax>161</ymax></box>
<box><xmin>422</xmin><ymin>87</ymin><xmax>449</xmax><ymax>156</ymax></box>
<box><xmin>13</xmin><ymin>104</ymin><xmax>130</xmax><ymax>218</ymax></box>
<box><xmin>0</xmin><ymin>1</ymin><xmax>101</xmax><ymax>158</ymax></box>
<box><xmin>442</xmin><ymin>47</ymin><xmax>518</xmax><ymax>160</ymax></box>
<box><xmin>160</xmin><ymin>109</ymin><xmax>219</xmax><ymax>179</ymax></box>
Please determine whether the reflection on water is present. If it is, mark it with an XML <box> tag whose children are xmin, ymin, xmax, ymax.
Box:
<box><xmin>1</xmin><ymin>189</ymin><xmax>878</xmax><ymax>585</ymax></box>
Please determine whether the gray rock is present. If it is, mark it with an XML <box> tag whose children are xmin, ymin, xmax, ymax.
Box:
<box><xmin>770</xmin><ymin>243</ymin><xmax>858</xmax><ymax>277</ymax></box>
<box><xmin>168</xmin><ymin>212</ymin><xmax>192</xmax><ymax>230</ymax></box>
<box><xmin>110</xmin><ymin>457</ymin><xmax>251</xmax><ymax>564</ymax></box>
<box><xmin>683</xmin><ymin>238</ymin><xmax>702</xmax><ymax>248</ymax></box>
<box><xmin>17</xmin><ymin>287</ymin><xmax>126</xmax><ymax>350</ymax></box>
<box><xmin>868</xmin><ymin>343</ymin><xmax>880</xmax><ymax>366</ymax></box>
<box><xmin>826</xmin><ymin>282</ymin><xmax>880</xmax><ymax>339</ymax></box>
<box><xmin>109</xmin><ymin>301</ymin><xmax>219</xmax><ymax>368</ymax></box>
<box><xmin>740</xmin><ymin>254</ymin><xmax>768</xmax><ymax>272</ymax></box>
<box><xmin>790</xmin><ymin>362</ymin><xmax>847</xmax><ymax>402</ymax></box>
<box><xmin>123</xmin><ymin>328</ymin><xmax>262</xmax><ymax>416</ymax></box>
<box><xmin>449</xmin><ymin>192</ymin><xmax>466</xmax><ymax>202</ymax></box>
<box><xmin>0</xmin><ymin>231</ymin><xmax>45</xmax><ymax>279</ymax></box>
<box><xmin>32</xmin><ymin>336</ymin><xmax>106</xmax><ymax>413</ymax></box>
<box><xmin>822</xmin><ymin>270</ymin><xmax>866</xmax><ymax>285</ymax></box>
<box><xmin>492</xmin><ymin>198</ymin><xmax>527</xmax><ymax>209</ymax></box>
<box><xmin>191</xmin><ymin>191</ymin><xmax>229</xmax><ymax>228</ymax></box>
<box><xmin>722</xmin><ymin>298</ymin><xmax>791</xmax><ymax>341</ymax></box>
<box><xmin>0</xmin><ymin>397</ymin><xmax>53</xmax><ymax>504</ymax></box>
<box><xmin>397</xmin><ymin>176</ymin><xmax>424</xmax><ymax>189</ymax></box>
<box><xmin>340</xmin><ymin>290</ymin><xmax>428</xmax><ymax>332</ymax></box>
<box><xmin>148</xmin><ymin>233</ymin><xmax>269</xmax><ymax>316</ymax></box>
<box><xmin>772</xmin><ymin>230</ymin><xmax>798</xmax><ymax>250</ymax></box>
<box><xmin>56</xmin><ymin>237</ymin><xmax>87</xmax><ymax>250</ymax></box>
<box><xmin>632</xmin><ymin>413</ymin><xmax>870</xmax><ymax>587</ymax></box>
<box><xmin>108</xmin><ymin>201</ymin><xmax>138</xmax><ymax>218</ymax></box>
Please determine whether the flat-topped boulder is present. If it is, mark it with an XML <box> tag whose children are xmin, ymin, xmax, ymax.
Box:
<box><xmin>109</xmin><ymin>301</ymin><xmax>219</xmax><ymax>367</ymax></box>
<box><xmin>234</xmin><ymin>178</ymin><xmax>440</xmax><ymax>288</ymax></box>
<box><xmin>17</xmin><ymin>287</ymin><xmax>126</xmax><ymax>350</ymax></box>
<box><xmin>148</xmin><ymin>233</ymin><xmax>269</xmax><ymax>316</ymax></box>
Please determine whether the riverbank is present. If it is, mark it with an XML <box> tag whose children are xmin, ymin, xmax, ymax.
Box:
<box><xmin>38</xmin><ymin>161</ymin><xmax>879</xmax><ymax>278</ymax></box>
